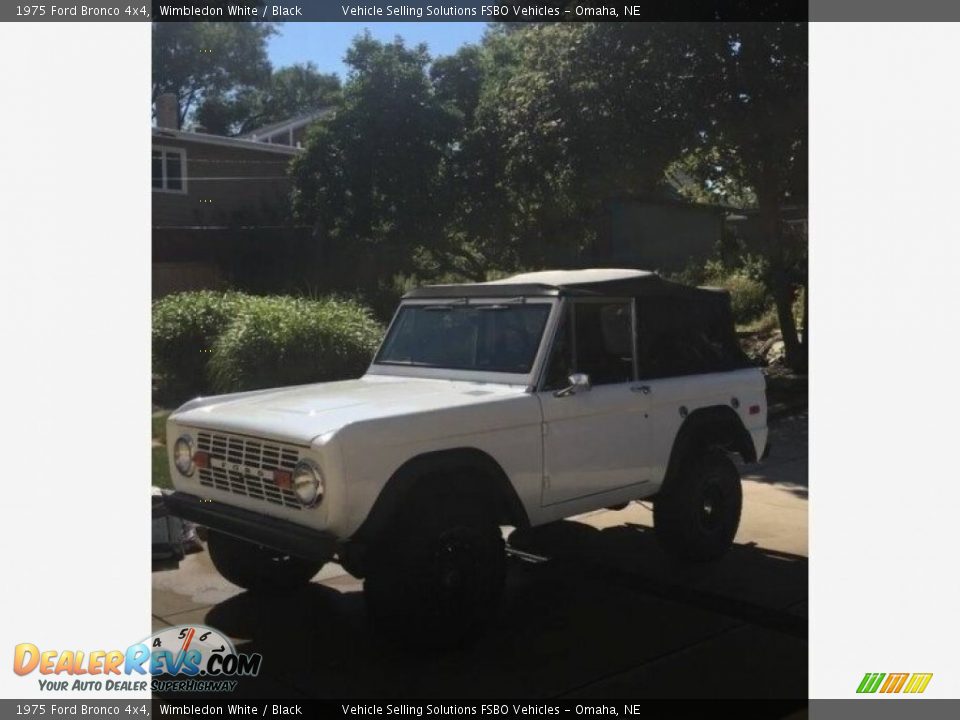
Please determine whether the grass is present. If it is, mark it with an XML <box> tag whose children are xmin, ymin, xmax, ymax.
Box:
<box><xmin>736</xmin><ymin>290</ymin><xmax>806</xmax><ymax>336</ymax></box>
<box><xmin>737</xmin><ymin>307</ymin><xmax>780</xmax><ymax>335</ymax></box>
<box><xmin>153</xmin><ymin>446</ymin><xmax>173</xmax><ymax>490</ymax></box>
<box><xmin>152</xmin><ymin>411</ymin><xmax>172</xmax><ymax>490</ymax></box>
<box><xmin>152</xmin><ymin>411</ymin><xmax>169</xmax><ymax>445</ymax></box>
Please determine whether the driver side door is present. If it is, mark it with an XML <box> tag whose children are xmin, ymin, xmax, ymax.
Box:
<box><xmin>536</xmin><ymin>298</ymin><xmax>654</xmax><ymax>506</ymax></box>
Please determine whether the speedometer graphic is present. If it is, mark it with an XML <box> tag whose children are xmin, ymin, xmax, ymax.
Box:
<box><xmin>141</xmin><ymin>624</ymin><xmax>242</xmax><ymax>676</ymax></box>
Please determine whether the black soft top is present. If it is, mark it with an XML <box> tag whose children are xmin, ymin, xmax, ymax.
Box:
<box><xmin>403</xmin><ymin>269</ymin><xmax>728</xmax><ymax>302</ymax></box>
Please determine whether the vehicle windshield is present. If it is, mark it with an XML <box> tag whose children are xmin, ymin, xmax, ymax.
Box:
<box><xmin>375</xmin><ymin>302</ymin><xmax>552</xmax><ymax>374</ymax></box>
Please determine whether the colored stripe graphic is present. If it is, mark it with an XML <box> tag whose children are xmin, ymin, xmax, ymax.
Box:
<box><xmin>880</xmin><ymin>673</ymin><xmax>909</xmax><ymax>693</ymax></box>
<box><xmin>857</xmin><ymin>673</ymin><xmax>885</xmax><ymax>693</ymax></box>
<box><xmin>903</xmin><ymin>673</ymin><xmax>933</xmax><ymax>694</ymax></box>
<box><xmin>857</xmin><ymin>672</ymin><xmax>933</xmax><ymax>694</ymax></box>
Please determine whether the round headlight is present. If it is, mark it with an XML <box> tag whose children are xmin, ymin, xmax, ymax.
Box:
<box><xmin>292</xmin><ymin>460</ymin><xmax>323</xmax><ymax>507</ymax></box>
<box><xmin>174</xmin><ymin>435</ymin><xmax>195</xmax><ymax>476</ymax></box>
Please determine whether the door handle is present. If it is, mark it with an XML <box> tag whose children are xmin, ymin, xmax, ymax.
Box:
<box><xmin>631</xmin><ymin>385</ymin><xmax>652</xmax><ymax>395</ymax></box>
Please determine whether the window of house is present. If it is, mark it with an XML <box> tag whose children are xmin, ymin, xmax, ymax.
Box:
<box><xmin>542</xmin><ymin>300</ymin><xmax>635</xmax><ymax>390</ymax></box>
<box><xmin>152</xmin><ymin>147</ymin><xmax>187</xmax><ymax>193</ymax></box>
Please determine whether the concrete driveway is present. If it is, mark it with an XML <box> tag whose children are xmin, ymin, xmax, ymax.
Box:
<box><xmin>152</xmin><ymin>411</ymin><xmax>807</xmax><ymax>699</ymax></box>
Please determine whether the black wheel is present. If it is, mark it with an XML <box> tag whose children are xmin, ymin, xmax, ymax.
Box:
<box><xmin>654</xmin><ymin>449</ymin><xmax>742</xmax><ymax>562</ymax></box>
<box><xmin>364</xmin><ymin>490</ymin><xmax>506</xmax><ymax>649</ymax></box>
<box><xmin>206</xmin><ymin>530</ymin><xmax>324</xmax><ymax>592</ymax></box>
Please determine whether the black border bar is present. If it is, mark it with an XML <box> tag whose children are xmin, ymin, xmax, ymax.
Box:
<box><xmin>148</xmin><ymin>1</ymin><xmax>807</xmax><ymax>22</ymax></box>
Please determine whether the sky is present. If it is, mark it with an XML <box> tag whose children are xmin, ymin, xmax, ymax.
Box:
<box><xmin>267</xmin><ymin>23</ymin><xmax>488</xmax><ymax>77</ymax></box>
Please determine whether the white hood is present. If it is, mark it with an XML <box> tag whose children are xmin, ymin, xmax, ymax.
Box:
<box><xmin>170</xmin><ymin>375</ymin><xmax>525</xmax><ymax>445</ymax></box>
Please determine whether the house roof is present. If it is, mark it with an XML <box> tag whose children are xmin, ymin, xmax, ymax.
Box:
<box><xmin>151</xmin><ymin>127</ymin><xmax>302</xmax><ymax>156</ymax></box>
<box><xmin>241</xmin><ymin>109</ymin><xmax>331</xmax><ymax>142</ymax></box>
<box><xmin>404</xmin><ymin>268</ymin><xmax>725</xmax><ymax>300</ymax></box>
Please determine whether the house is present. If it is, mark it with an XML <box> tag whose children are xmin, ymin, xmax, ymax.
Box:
<box><xmin>593</xmin><ymin>190</ymin><xmax>808</xmax><ymax>273</ymax></box>
<box><xmin>725</xmin><ymin>205</ymin><xmax>809</xmax><ymax>253</ymax></box>
<box><xmin>593</xmin><ymin>195</ymin><xmax>727</xmax><ymax>272</ymax></box>
<box><xmin>152</xmin><ymin>94</ymin><xmax>323</xmax><ymax>297</ymax></box>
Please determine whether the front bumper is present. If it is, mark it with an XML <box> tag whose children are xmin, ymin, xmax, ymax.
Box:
<box><xmin>163</xmin><ymin>491</ymin><xmax>339</xmax><ymax>563</ymax></box>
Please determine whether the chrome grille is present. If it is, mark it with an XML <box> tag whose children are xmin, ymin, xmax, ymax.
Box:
<box><xmin>195</xmin><ymin>431</ymin><xmax>302</xmax><ymax>509</ymax></box>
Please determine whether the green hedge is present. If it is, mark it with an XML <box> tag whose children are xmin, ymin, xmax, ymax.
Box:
<box><xmin>153</xmin><ymin>292</ymin><xmax>384</xmax><ymax>404</ymax></box>
<box><xmin>208</xmin><ymin>296</ymin><xmax>383</xmax><ymax>394</ymax></box>
<box><xmin>152</xmin><ymin>291</ymin><xmax>251</xmax><ymax>403</ymax></box>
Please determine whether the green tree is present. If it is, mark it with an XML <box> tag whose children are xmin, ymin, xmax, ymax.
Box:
<box><xmin>196</xmin><ymin>62</ymin><xmax>341</xmax><ymax>136</ymax></box>
<box><xmin>290</xmin><ymin>33</ymin><xmax>458</xmax><ymax>307</ymax></box>
<box><xmin>289</xmin><ymin>21</ymin><xmax>808</xmax><ymax>366</ymax></box>
<box><xmin>685</xmin><ymin>23</ymin><xmax>808</xmax><ymax>370</ymax></box>
<box><xmin>470</xmin><ymin>22</ymin><xmax>808</xmax><ymax>370</ymax></box>
<box><xmin>458</xmin><ymin>23</ymin><xmax>709</xmax><ymax>269</ymax></box>
<box><xmin>152</xmin><ymin>21</ymin><xmax>276</xmax><ymax>128</ymax></box>
<box><xmin>425</xmin><ymin>43</ymin><xmax>515</xmax><ymax>279</ymax></box>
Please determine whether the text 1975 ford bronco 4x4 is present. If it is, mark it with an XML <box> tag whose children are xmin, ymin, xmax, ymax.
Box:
<box><xmin>165</xmin><ymin>269</ymin><xmax>767</xmax><ymax>645</ymax></box>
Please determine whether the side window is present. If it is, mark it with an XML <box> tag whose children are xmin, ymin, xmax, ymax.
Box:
<box><xmin>637</xmin><ymin>297</ymin><xmax>697</xmax><ymax>378</ymax></box>
<box><xmin>542</xmin><ymin>300</ymin><xmax>636</xmax><ymax>391</ymax></box>
<box><xmin>636</xmin><ymin>296</ymin><xmax>748</xmax><ymax>379</ymax></box>
<box><xmin>573</xmin><ymin>301</ymin><xmax>634</xmax><ymax>386</ymax></box>
<box><xmin>573</xmin><ymin>302</ymin><xmax>633</xmax><ymax>385</ymax></box>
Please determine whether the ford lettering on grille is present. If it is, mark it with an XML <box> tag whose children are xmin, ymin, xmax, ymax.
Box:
<box><xmin>209</xmin><ymin>456</ymin><xmax>275</xmax><ymax>481</ymax></box>
<box><xmin>195</xmin><ymin>431</ymin><xmax>302</xmax><ymax>509</ymax></box>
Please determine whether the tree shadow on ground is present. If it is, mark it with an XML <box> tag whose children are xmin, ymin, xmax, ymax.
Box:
<box><xmin>174</xmin><ymin>520</ymin><xmax>807</xmax><ymax>700</ymax></box>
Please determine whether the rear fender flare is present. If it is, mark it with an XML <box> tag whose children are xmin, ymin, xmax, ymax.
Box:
<box><xmin>660</xmin><ymin>406</ymin><xmax>756</xmax><ymax>494</ymax></box>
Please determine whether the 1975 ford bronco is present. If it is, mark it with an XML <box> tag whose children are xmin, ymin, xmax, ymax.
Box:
<box><xmin>165</xmin><ymin>269</ymin><xmax>767</xmax><ymax>645</ymax></box>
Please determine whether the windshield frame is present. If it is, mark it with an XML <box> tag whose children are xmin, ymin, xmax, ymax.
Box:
<box><xmin>366</xmin><ymin>297</ymin><xmax>562</xmax><ymax>388</ymax></box>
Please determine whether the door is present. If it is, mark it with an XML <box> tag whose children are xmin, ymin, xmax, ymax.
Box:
<box><xmin>537</xmin><ymin>299</ymin><xmax>653</xmax><ymax>505</ymax></box>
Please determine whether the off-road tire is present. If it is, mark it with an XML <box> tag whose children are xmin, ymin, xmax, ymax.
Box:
<box><xmin>206</xmin><ymin>529</ymin><xmax>324</xmax><ymax>592</ymax></box>
<box><xmin>363</xmin><ymin>489</ymin><xmax>506</xmax><ymax>649</ymax></box>
<box><xmin>654</xmin><ymin>449</ymin><xmax>742</xmax><ymax>562</ymax></box>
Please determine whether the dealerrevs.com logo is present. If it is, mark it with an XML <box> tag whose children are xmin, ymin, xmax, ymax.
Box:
<box><xmin>13</xmin><ymin>624</ymin><xmax>262</xmax><ymax>693</ymax></box>
<box><xmin>857</xmin><ymin>672</ymin><xmax>933</xmax><ymax>695</ymax></box>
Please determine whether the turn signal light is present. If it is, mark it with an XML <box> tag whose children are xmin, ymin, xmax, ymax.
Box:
<box><xmin>274</xmin><ymin>470</ymin><xmax>292</xmax><ymax>490</ymax></box>
<box><xmin>192</xmin><ymin>451</ymin><xmax>210</xmax><ymax>469</ymax></box>
<box><xmin>749</xmin><ymin>405</ymin><xmax>761</xmax><ymax>415</ymax></box>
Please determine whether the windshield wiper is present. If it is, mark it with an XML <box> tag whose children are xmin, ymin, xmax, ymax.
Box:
<box><xmin>422</xmin><ymin>298</ymin><xmax>468</xmax><ymax>311</ymax></box>
<box><xmin>477</xmin><ymin>298</ymin><xmax>529</xmax><ymax>310</ymax></box>
<box><xmin>380</xmin><ymin>359</ymin><xmax>436</xmax><ymax>366</ymax></box>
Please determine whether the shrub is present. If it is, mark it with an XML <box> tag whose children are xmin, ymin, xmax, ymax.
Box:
<box><xmin>721</xmin><ymin>271</ymin><xmax>771</xmax><ymax>325</ymax></box>
<box><xmin>208</xmin><ymin>296</ymin><xmax>384</xmax><ymax>394</ymax></box>
<box><xmin>672</xmin><ymin>258</ymin><xmax>773</xmax><ymax>326</ymax></box>
<box><xmin>152</xmin><ymin>291</ymin><xmax>251</xmax><ymax>403</ymax></box>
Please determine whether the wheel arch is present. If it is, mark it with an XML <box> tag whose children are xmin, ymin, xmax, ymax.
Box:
<box><xmin>351</xmin><ymin>447</ymin><xmax>530</xmax><ymax>546</ymax></box>
<box><xmin>660</xmin><ymin>405</ymin><xmax>756</xmax><ymax>492</ymax></box>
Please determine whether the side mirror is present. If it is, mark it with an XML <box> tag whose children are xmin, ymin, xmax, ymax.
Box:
<box><xmin>554</xmin><ymin>372</ymin><xmax>592</xmax><ymax>398</ymax></box>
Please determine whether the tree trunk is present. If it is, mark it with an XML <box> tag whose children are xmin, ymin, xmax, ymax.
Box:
<box><xmin>801</xmin><ymin>278</ymin><xmax>808</xmax><ymax>352</ymax></box>
<box><xmin>771</xmin><ymin>266</ymin><xmax>805</xmax><ymax>372</ymax></box>
<box><xmin>758</xmin><ymin>178</ymin><xmax>806</xmax><ymax>373</ymax></box>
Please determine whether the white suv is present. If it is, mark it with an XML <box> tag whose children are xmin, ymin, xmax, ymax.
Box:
<box><xmin>165</xmin><ymin>269</ymin><xmax>768</xmax><ymax>646</ymax></box>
